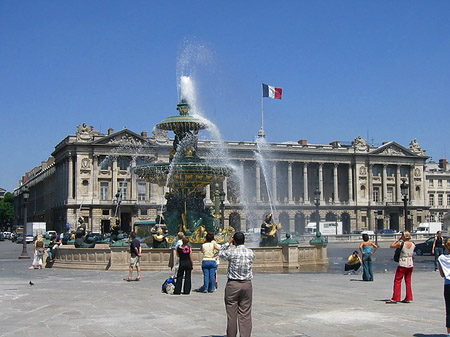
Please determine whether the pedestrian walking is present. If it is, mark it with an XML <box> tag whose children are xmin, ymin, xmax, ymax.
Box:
<box><xmin>218</xmin><ymin>232</ymin><xmax>255</xmax><ymax>337</ymax></box>
<box><xmin>173</xmin><ymin>237</ymin><xmax>193</xmax><ymax>295</ymax></box>
<box><xmin>433</xmin><ymin>231</ymin><xmax>445</xmax><ymax>272</ymax></box>
<box><xmin>124</xmin><ymin>231</ymin><xmax>141</xmax><ymax>281</ymax></box>
<box><xmin>438</xmin><ymin>239</ymin><xmax>450</xmax><ymax>336</ymax></box>
<box><xmin>386</xmin><ymin>231</ymin><xmax>415</xmax><ymax>303</ymax></box>
<box><xmin>360</xmin><ymin>233</ymin><xmax>377</xmax><ymax>281</ymax></box>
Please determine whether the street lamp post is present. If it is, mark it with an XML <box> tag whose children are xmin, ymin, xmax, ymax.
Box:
<box><xmin>314</xmin><ymin>187</ymin><xmax>321</xmax><ymax>235</ymax></box>
<box><xmin>18</xmin><ymin>186</ymin><xmax>30</xmax><ymax>259</ymax></box>
<box><xmin>219</xmin><ymin>189</ymin><xmax>226</xmax><ymax>229</ymax></box>
<box><xmin>114</xmin><ymin>192</ymin><xmax>122</xmax><ymax>231</ymax></box>
<box><xmin>400</xmin><ymin>178</ymin><xmax>409</xmax><ymax>232</ymax></box>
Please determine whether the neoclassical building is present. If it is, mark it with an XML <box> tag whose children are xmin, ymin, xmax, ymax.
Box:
<box><xmin>15</xmin><ymin>122</ymin><xmax>442</xmax><ymax>235</ymax></box>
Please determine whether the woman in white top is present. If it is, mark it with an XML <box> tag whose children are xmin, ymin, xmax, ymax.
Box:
<box><xmin>438</xmin><ymin>239</ymin><xmax>450</xmax><ymax>336</ymax></box>
<box><xmin>196</xmin><ymin>232</ymin><xmax>220</xmax><ymax>293</ymax></box>
<box><xmin>386</xmin><ymin>231</ymin><xmax>415</xmax><ymax>303</ymax></box>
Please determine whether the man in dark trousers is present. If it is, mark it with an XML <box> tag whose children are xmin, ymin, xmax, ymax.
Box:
<box><xmin>218</xmin><ymin>232</ymin><xmax>255</xmax><ymax>337</ymax></box>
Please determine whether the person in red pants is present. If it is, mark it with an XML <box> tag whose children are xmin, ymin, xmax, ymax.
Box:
<box><xmin>386</xmin><ymin>231</ymin><xmax>416</xmax><ymax>303</ymax></box>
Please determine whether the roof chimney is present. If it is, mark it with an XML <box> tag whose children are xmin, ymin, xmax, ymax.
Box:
<box><xmin>298</xmin><ymin>139</ymin><xmax>307</xmax><ymax>146</ymax></box>
<box><xmin>439</xmin><ymin>158</ymin><xmax>447</xmax><ymax>169</ymax></box>
<box><xmin>141</xmin><ymin>130</ymin><xmax>147</xmax><ymax>137</ymax></box>
<box><xmin>108</xmin><ymin>128</ymin><xmax>114</xmax><ymax>135</ymax></box>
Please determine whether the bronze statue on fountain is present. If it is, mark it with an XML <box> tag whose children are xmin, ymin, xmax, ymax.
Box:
<box><xmin>260</xmin><ymin>213</ymin><xmax>281</xmax><ymax>247</ymax></box>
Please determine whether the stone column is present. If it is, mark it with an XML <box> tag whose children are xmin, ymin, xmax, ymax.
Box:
<box><xmin>112</xmin><ymin>158</ymin><xmax>118</xmax><ymax>198</ymax></box>
<box><xmin>75</xmin><ymin>154</ymin><xmax>81</xmax><ymax>201</ymax></box>
<box><xmin>256</xmin><ymin>164</ymin><xmax>261</xmax><ymax>202</ymax></box>
<box><xmin>131</xmin><ymin>159</ymin><xmax>137</xmax><ymax>201</ymax></box>
<box><xmin>333</xmin><ymin>163</ymin><xmax>338</xmax><ymax>203</ymax></box>
<box><xmin>368</xmin><ymin>164</ymin><xmax>373</xmax><ymax>205</ymax></box>
<box><xmin>93</xmin><ymin>155</ymin><xmax>99</xmax><ymax>199</ymax></box>
<box><xmin>68</xmin><ymin>154</ymin><xmax>74</xmax><ymax>201</ymax></box>
<box><xmin>206</xmin><ymin>185</ymin><xmax>211</xmax><ymax>204</ymax></box>
<box><xmin>288</xmin><ymin>162</ymin><xmax>294</xmax><ymax>204</ymax></box>
<box><xmin>319</xmin><ymin>163</ymin><xmax>324</xmax><ymax>202</ymax></box>
<box><xmin>382</xmin><ymin>164</ymin><xmax>387</xmax><ymax>202</ymax></box>
<box><xmin>396</xmin><ymin>166</ymin><xmax>402</xmax><ymax>202</ymax></box>
<box><xmin>348</xmin><ymin>164</ymin><xmax>353</xmax><ymax>202</ymax></box>
<box><xmin>272</xmin><ymin>162</ymin><xmax>277</xmax><ymax>202</ymax></box>
<box><xmin>303</xmin><ymin>163</ymin><xmax>309</xmax><ymax>203</ymax></box>
<box><xmin>223</xmin><ymin>177</ymin><xmax>229</xmax><ymax>205</ymax></box>
<box><xmin>409</xmin><ymin>166</ymin><xmax>414</xmax><ymax>202</ymax></box>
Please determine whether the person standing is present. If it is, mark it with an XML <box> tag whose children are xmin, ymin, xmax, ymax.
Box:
<box><xmin>29</xmin><ymin>235</ymin><xmax>45</xmax><ymax>269</ymax></box>
<box><xmin>433</xmin><ymin>231</ymin><xmax>445</xmax><ymax>272</ymax></box>
<box><xmin>174</xmin><ymin>237</ymin><xmax>193</xmax><ymax>295</ymax></box>
<box><xmin>218</xmin><ymin>232</ymin><xmax>255</xmax><ymax>337</ymax></box>
<box><xmin>386</xmin><ymin>231</ymin><xmax>415</xmax><ymax>303</ymax></box>
<box><xmin>124</xmin><ymin>231</ymin><xmax>141</xmax><ymax>281</ymax></box>
<box><xmin>196</xmin><ymin>232</ymin><xmax>221</xmax><ymax>293</ymax></box>
<box><xmin>438</xmin><ymin>239</ymin><xmax>450</xmax><ymax>336</ymax></box>
<box><xmin>360</xmin><ymin>233</ymin><xmax>378</xmax><ymax>281</ymax></box>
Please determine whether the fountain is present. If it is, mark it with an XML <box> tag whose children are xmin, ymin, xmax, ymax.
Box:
<box><xmin>133</xmin><ymin>99</ymin><xmax>233</xmax><ymax>243</ymax></box>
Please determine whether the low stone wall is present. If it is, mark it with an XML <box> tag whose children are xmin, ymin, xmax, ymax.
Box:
<box><xmin>53</xmin><ymin>244</ymin><xmax>328</xmax><ymax>272</ymax></box>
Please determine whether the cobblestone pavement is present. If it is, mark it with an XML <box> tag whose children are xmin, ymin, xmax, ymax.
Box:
<box><xmin>0</xmin><ymin>241</ymin><xmax>446</xmax><ymax>337</ymax></box>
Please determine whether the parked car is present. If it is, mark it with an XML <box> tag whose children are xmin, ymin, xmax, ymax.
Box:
<box><xmin>415</xmin><ymin>236</ymin><xmax>449</xmax><ymax>255</ymax></box>
<box><xmin>351</xmin><ymin>230</ymin><xmax>362</xmax><ymax>234</ymax></box>
<box><xmin>15</xmin><ymin>233</ymin><xmax>23</xmax><ymax>244</ymax></box>
<box><xmin>25</xmin><ymin>234</ymin><xmax>34</xmax><ymax>244</ymax></box>
<box><xmin>379</xmin><ymin>229</ymin><xmax>396</xmax><ymax>235</ymax></box>
<box><xmin>361</xmin><ymin>230</ymin><xmax>375</xmax><ymax>235</ymax></box>
<box><xmin>0</xmin><ymin>232</ymin><xmax>4</xmax><ymax>241</ymax></box>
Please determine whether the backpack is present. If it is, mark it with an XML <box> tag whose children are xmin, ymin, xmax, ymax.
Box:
<box><xmin>393</xmin><ymin>242</ymin><xmax>404</xmax><ymax>262</ymax></box>
<box><xmin>162</xmin><ymin>277</ymin><xmax>176</xmax><ymax>294</ymax></box>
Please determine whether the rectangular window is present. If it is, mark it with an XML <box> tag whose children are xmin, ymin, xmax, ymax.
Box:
<box><xmin>438</xmin><ymin>194</ymin><xmax>443</xmax><ymax>206</ymax></box>
<box><xmin>119</xmin><ymin>182</ymin><xmax>128</xmax><ymax>200</ymax></box>
<box><xmin>387</xmin><ymin>166</ymin><xmax>394</xmax><ymax>177</ymax></box>
<box><xmin>429</xmin><ymin>194</ymin><xmax>434</xmax><ymax>206</ymax></box>
<box><xmin>438</xmin><ymin>179</ymin><xmax>443</xmax><ymax>188</ymax></box>
<box><xmin>100</xmin><ymin>182</ymin><xmax>109</xmax><ymax>200</ymax></box>
<box><xmin>429</xmin><ymin>179</ymin><xmax>434</xmax><ymax>187</ymax></box>
<box><xmin>138</xmin><ymin>182</ymin><xmax>146</xmax><ymax>201</ymax></box>
<box><xmin>119</xmin><ymin>157</ymin><xmax>129</xmax><ymax>171</ymax></box>
<box><xmin>372</xmin><ymin>166</ymin><xmax>381</xmax><ymax>176</ymax></box>
<box><xmin>102</xmin><ymin>209</ymin><xmax>109</xmax><ymax>216</ymax></box>
<box><xmin>141</xmin><ymin>209</ymin><xmax>148</xmax><ymax>215</ymax></box>
<box><xmin>99</xmin><ymin>156</ymin><xmax>110</xmax><ymax>170</ymax></box>
<box><xmin>387</xmin><ymin>187</ymin><xmax>394</xmax><ymax>202</ymax></box>
<box><xmin>447</xmin><ymin>194</ymin><xmax>450</xmax><ymax>206</ymax></box>
<box><xmin>373</xmin><ymin>187</ymin><xmax>380</xmax><ymax>202</ymax></box>
<box><xmin>400</xmin><ymin>166</ymin><xmax>408</xmax><ymax>177</ymax></box>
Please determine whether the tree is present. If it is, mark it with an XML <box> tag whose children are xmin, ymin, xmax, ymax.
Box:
<box><xmin>0</xmin><ymin>192</ymin><xmax>14</xmax><ymax>229</ymax></box>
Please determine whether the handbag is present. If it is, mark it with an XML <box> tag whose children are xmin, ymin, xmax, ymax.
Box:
<box><xmin>393</xmin><ymin>242</ymin><xmax>404</xmax><ymax>262</ymax></box>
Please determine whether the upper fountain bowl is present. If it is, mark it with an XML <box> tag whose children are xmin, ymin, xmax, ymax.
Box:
<box><xmin>155</xmin><ymin>100</ymin><xmax>208</xmax><ymax>132</ymax></box>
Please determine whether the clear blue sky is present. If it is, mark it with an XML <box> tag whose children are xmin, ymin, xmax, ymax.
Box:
<box><xmin>1</xmin><ymin>1</ymin><xmax>449</xmax><ymax>192</ymax></box>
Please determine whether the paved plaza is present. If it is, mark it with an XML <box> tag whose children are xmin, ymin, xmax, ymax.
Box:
<box><xmin>0</xmin><ymin>242</ymin><xmax>447</xmax><ymax>337</ymax></box>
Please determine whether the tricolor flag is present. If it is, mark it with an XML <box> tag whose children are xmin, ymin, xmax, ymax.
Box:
<box><xmin>262</xmin><ymin>83</ymin><xmax>282</xmax><ymax>99</ymax></box>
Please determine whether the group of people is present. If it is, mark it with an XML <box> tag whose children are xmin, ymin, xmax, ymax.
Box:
<box><xmin>28</xmin><ymin>231</ymin><xmax>61</xmax><ymax>269</ymax></box>
<box><xmin>124</xmin><ymin>230</ymin><xmax>255</xmax><ymax>337</ymax></box>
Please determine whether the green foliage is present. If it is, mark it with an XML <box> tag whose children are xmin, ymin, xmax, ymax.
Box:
<box><xmin>0</xmin><ymin>192</ymin><xmax>14</xmax><ymax>226</ymax></box>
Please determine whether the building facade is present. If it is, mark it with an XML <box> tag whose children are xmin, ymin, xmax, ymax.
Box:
<box><xmin>14</xmin><ymin>123</ymin><xmax>448</xmax><ymax>235</ymax></box>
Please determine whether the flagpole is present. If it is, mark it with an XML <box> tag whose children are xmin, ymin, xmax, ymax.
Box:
<box><xmin>261</xmin><ymin>83</ymin><xmax>264</xmax><ymax>136</ymax></box>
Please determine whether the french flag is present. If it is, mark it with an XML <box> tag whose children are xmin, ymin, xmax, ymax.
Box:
<box><xmin>262</xmin><ymin>83</ymin><xmax>282</xmax><ymax>99</ymax></box>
